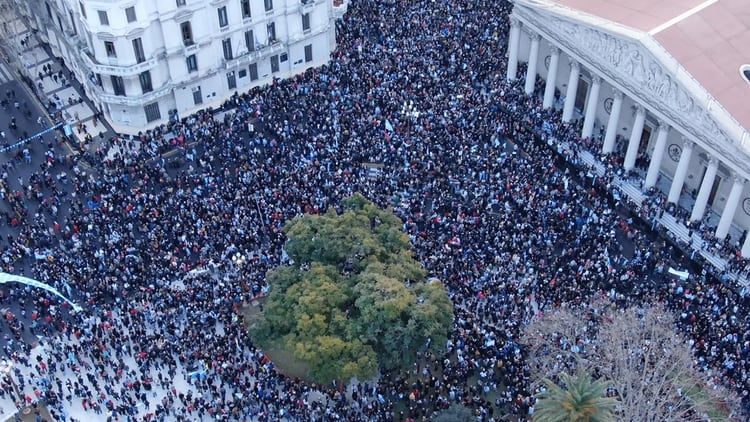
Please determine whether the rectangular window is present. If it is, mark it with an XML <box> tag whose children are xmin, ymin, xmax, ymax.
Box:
<box><xmin>186</xmin><ymin>54</ymin><xmax>198</xmax><ymax>72</ymax></box>
<box><xmin>238</xmin><ymin>69</ymin><xmax>247</xmax><ymax>78</ymax></box>
<box><xmin>249</xmin><ymin>63</ymin><xmax>258</xmax><ymax>81</ymax></box>
<box><xmin>227</xmin><ymin>71</ymin><xmax>236</xmax><ymax>90</ymax></box>
<box><xmin>104</xmin><ymin>41</ymin><xmax>117</xmax><ymax>58</ymax></box>
<box><xmin>79</xmin><ymin>1</ymin><xmax>87</xmax><ymax>18</ymax></box>
<box><xmin>181</xmin><ymin>21</ymin><xmax>194</xmax><ymax>46</ymax></box>
<box><xmin>125</xmin><ymin>6</ymin><xmax>136</xmax><ymax>23</ymax></box>
<box><xmin>304</xmin><ymin>44</ymin><xmax>312</xmax><ymax>62</ymax></box>
<box><xmin>244</xmin><ymin>30</ymin><xmax>254</xmax><ymax>52</ymax></box>
<box><xmin>192</xmin><ymin>86</ymin><xmax>203</xmax><ymax>105</ymax></box>
<box><xmin>132</xmin><ymin>38</ymin><xmax>145</xmax><ymax>63</ymax></box>
<box><xmin>111</xmin><ymin>75</ymin><xmax>125</xmax><ymax>96</ymax></box>
<box><xmin>144</xmin><ymin>102</ymin><xmax>161</xmax><ymax>123</ymax></box>
<box><xmin>270</xmin><ymin>54</ymin><xmax>279</xmax><ymax>73</ymax></box>
<box><xmin>98</xmin><ymin>10</ymin><xmax>109</xmax><ymax>25</ymax></box>
<box><xmin>176</xmin><ymin>0</ymin><xmax>186</xmax><ymax>6</ymax></box>
<box><xmin>267</xmin><ymin>22</ymin><xmax>276</xmax><ymax>43</ymax></box>
<box><xmin>222</xmin><ymin>38</ymin><xmax>233</xmax><ymax>60</ymax></box>
<box><xmin>302</xmin><ymin>13</ymin><xmax>310</xmax><ymax>31</ymax></box>
<box><xmin>264</xmin><ymin>0</ymin><xmax>273</xmax><ymax>12</ymax></box>
<box><xmin>217</xmin><ymin>6</ymin><xmax>228</xmax><ymax>28</ymax></box>
<box><xmin>241</xmin><ymin>0</ymin><xmax>251</xmax><ymax>18</ymax></box>
<box><xmin>139</xmin><ymin>71</ymin><xmax>153</xmax><ymax>93</ymax></box>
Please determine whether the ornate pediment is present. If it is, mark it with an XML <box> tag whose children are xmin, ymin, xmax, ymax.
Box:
<box><xmin>514</xmin><ymin>0</ymin><xmax>750</xmax><ymax>175</ymax></box>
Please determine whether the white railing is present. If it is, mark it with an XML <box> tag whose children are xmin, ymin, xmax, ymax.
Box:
<box><xmin>223</xmin><ymin>42</ymin><xmax>286</xmax><ymax>70</ymax></box>
<box><xmin>89</xmin><ymin>79</ymin><xmax>173</xmax><ymax>107</ymax></box>
<box><xmin>80</xmin><ymin>49</ymin><xmax>159</xmax><ymax>77</ymax></box>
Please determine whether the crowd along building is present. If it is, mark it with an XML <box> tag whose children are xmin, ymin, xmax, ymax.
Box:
<box><xmin>28</xmin><ymin>0</ymin><xmax>346</xmax><ymax>131</ymax></box>
<box><xmin>508</xmin><ymin>0</ymin><xmax>750</xmax><ymax>257</ymax></box>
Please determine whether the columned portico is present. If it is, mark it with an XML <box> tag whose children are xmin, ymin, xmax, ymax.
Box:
<box><xmin>716</xmin><ymin>175</ymin><xmax>745</xmax><ymax>239</ymax></box>
<box><xmin>602</xmin><ymin>90</ymin><xmax>622</xmax><ymax>154</ymax></box>
<box><xmin>623</xmin><ymin>105</ymin><xmax>645</xmax><ymax>171</ymax></box>
<box><xmin>668</xmin><ymin>140</ymin><xmax>694</xmax><ymax>204</ymax></box>
<box><xmin>691</xmin><ymin>157</ymin><xmax>719</xmax><ymax>222</ymax></box>
<box><xmin>542</xmin><ymin>47</ymin><xmax>560</xmax><ymax>109</ymax></box>
<box><xmin>644</xmin><ymin>121</ymin><xmax>669</xmax><ymax>189</ymax></box>
<box><xmin>511</xmin><ymin>0</ymin><xmax>750</xmax><ymax>284</ymax></box>
<box><xmin>581</xmin><ymin>76</ymin><xmax>601</xmax><ymax>140</ymax></box>
<box><xmin>524</xmin><ymin>33</ymin><xmax>541</xmax><ymax>95</ymax></box>
<box><xmin>506</xmin><ymin>18</ymin><xmax>521</xmax><ymax>81</ymax></box>
<box><xmin>561</xmin><ymin>60</ymin><xmax>580</xmax><ymax>123</ymax></box>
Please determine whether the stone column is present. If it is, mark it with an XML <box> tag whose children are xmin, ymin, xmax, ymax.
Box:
<box><xmin>506</xmin><ymin>17</ymin><xmax>521</xmax><ymax>81</ymax></box>
<box><xmin>667</xmin><ymin>140</ymin><xmax>694</xmax><ymax>204</ymax></box>
<box><xmin>716</xmin><ymin>175</ymin><xmax>745</xmax><ymax>239</ymax></box>
<box><xmin>644</xmin><ymin>121</ymin><xmax>669</xmax><ymax>189</ymax></box>
<box><xmin>623</xmin><ymin>105</ymin><xmax>646</xmax><ymax>171</ymax></box>
<box><xmin>561</xmin><ymin>60</ymin><xmax>580</xmax><ymax>123</ymax></box>
<box><xmin>542</xmin><ymin>47</ymin><xmax>560</xmax><ymax>109</ymax></box>
<box><xmin>742</xmin><ymin>231</ymin><xmax>750</xmax><ymax>257</ymax></box>
<box><xmin>690</xmin><ymin>157</ymin><xmax>719</xmax><ymax>222</ymax></box>
<box><xmin>581</xmin><ymin>76</ymin><xmax>602</xmax><ymax>139</ymax></box>
<box><xmin>602</xmin><ymin>90</ymin><xmax>623</xmax><ymax>154</ymax></box>
<box><xmin>524</xmin><ymin>33</ymin><xmax>541</xmax><ymax>95</ymax></box>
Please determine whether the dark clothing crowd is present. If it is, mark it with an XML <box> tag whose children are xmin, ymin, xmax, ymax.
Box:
<box><xmin>1</xmin><ymin>0</ymin><xmax>750</xmax><ymax>421</ymax></box>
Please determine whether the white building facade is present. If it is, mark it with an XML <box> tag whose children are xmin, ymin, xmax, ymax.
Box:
<box><xmin>30</xmin><ymin>0</ymin><xmax>346</xmax><ymax>132</ymax></box>
<box><xmin>509</xmin><ymin>0</ymin><xmax>750</xmax><ymax>256</ymax></box>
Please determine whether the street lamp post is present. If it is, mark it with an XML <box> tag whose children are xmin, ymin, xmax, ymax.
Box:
<box><xmin>231</xmin><ymin>252</ymin><xmax>247</xmax><ymax>276</ymax></box>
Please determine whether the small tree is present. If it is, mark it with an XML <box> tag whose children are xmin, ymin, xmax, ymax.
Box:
<box><xmin>253</xmin><ymin>194</ymin><xmax>454</xmax><ymax>384</ymax></box>
<box><xmin>433</xmin><ymin>404</ymin><xmax>475</xmax><ymax>422</ymax></box>
<box><xmin>534</xmin><ymin>372</ymin><xmax>616</xmax><ymax>422</ymax></box>
<box><xmin>521</xmin><ymin>296</ymin><xmax>741</xmax><ymax>421</ymax></box>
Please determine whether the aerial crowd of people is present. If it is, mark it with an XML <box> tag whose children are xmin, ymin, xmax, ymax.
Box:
<box><xmin>0</xmin><ymin>0</ymin><xmax>749</xmax><ymax>421</ymax></box>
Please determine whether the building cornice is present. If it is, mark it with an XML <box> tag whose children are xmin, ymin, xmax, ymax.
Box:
<box><xmin>514</xmin><ymin>0</ymin><xmax>750</xmax><ymax>178</ymax></box>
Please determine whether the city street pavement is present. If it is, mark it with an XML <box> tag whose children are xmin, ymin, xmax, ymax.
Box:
<box><xmin>10</xmin><ymin>15</ymin><xmax>117</xmax><ymax>156</ymax></box>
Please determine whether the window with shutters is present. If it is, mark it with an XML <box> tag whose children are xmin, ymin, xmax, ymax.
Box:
<box><xmin>125</xmin><ymin>6</ymin><xmax>136</xmax><ymax>23</ymax></box>
<box><xmin>217</xmin><ymin>6</ymin><xmax>228</xmax><ymax>28</ymax></box>
<box><xmin>139</xmin><ymin>71</ymin><xmax>153</xmax><ymax>93</ymax></box>
<box><xmin>186</xmin><ymin>54</ymin><xmax>198</xmax><ymax>72</ymax></box>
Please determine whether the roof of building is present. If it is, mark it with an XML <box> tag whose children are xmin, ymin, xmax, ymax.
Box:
<box><xmin>552</xmin><ymin>0</ymin><xmax>750</xmax><ymax>132</ymax></box>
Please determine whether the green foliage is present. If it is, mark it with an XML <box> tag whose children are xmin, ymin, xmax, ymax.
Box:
<box><xmin>253</xmin><ymin>194</ymin><xmax>454</xmax><ymax>384</ymax></box>
<box><xmin>534</xmin><ymin>372</ymin><xmax>617</xmax><ymax>422</ymax></box>
<box><xmin>432</xmin><ymin>404</ymin><xmax>476</xmax><ymax>422</ymax></box>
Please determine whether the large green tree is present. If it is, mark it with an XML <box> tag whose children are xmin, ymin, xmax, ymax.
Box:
<box><xmin>253</xmin><ymin>194</ymin><xmax>454</xmax><ymax>384</ymax></box>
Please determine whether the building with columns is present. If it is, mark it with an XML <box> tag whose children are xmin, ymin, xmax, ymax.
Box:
<box><xmin>25</xmin><ymin>0</ymin><xmax>347</xmax><ymax>132</ymax></box>
<box><xmin>507</xmin><ymin>0</ymin><xmax>750</xmax><ymax>256</ymax></box>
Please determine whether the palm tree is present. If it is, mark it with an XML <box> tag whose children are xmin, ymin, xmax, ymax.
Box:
<box><xmin>533</xmin><ymin>372</ymin><xmax>617</xmax><ymax>422</ymax></box>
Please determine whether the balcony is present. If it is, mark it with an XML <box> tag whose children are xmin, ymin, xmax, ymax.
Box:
<box><xmin>223</xmin><ymin>41</ymin><xmax>286</xmax><ymax>70</ymax></box>
<box><xmin>80</xmin><ymin>48</ymin><xmax>160</xmax><ymax>77</ymax></box>
<box><xmin>300</xmin><ymin>0</ymin><xmax>315</xmax><ymax>13</ymax></box>
<box><xmin>332</xmin><ymin>0</ymin><xmax>348</xmax><ymax>18</ymax></box>
<box><xmin>289</xmin><ymin>25</ymin><xmax>328</xmax><ymax>44</ymax></box>
<box><xmin>89</xmin><ymin>79</ymin><xmax>173</xmax><ymax>107</ymax></box>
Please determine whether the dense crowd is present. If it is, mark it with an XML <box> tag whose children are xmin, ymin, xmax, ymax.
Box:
<box><xmin>1</xmin><ymin>0</ymin><xmax>750</xmax><ymax>420</ymax></box>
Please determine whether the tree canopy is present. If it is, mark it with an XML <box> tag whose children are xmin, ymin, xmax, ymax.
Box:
<box><xmin>253</xmin><ymin>194</ymin><xmax>454</xmax><ymax>384</ymax></box>
<box><xmin>533</xmin><ymin>372</ymin><xmax>616</xmax><ymax>422</ymax></box>
<box><xmin>522</xmin><ymin>296</ymin><xmax>741</xmax><ymax>421</ymax></box>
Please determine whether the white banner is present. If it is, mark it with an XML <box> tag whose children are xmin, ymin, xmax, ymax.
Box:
<box><xmin>0</xmin><ymin>272</ymin><xmax>83</xmax><ymax>312</ymax></box>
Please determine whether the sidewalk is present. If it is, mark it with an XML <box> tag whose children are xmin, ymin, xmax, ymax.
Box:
<box><xmin>11</xmin><ymin>16</ymin><xmax>116</xmax><ymax>158</ymax></box>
